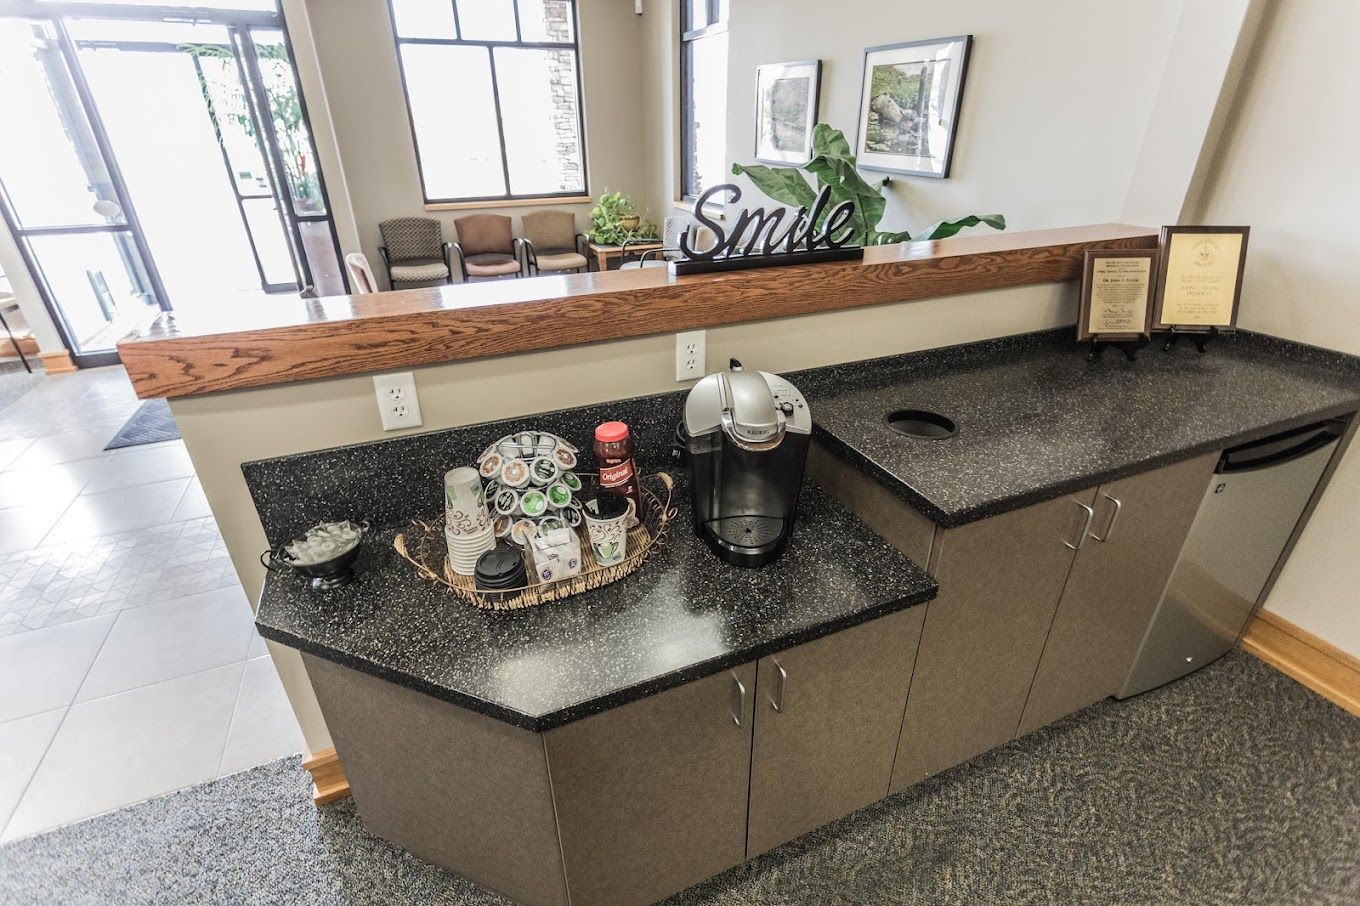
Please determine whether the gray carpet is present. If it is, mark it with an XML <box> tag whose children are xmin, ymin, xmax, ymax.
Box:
<box><xmin>0</xmin><ymin>360</ymin><xmax>40</xmax><ymax>413</ymax></box>
<box><xmin>2</xmin><ymin>652</ymin><xmax>1357</xmax><ymax>905</ymax></box>
<box><xmin>104</xmin><ymin>398</ymin><xmax>180</xmax><ymax>450</ymax></box>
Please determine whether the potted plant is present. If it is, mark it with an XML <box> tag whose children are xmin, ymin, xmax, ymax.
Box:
<box><xmin>732</xmin><ymin>124</ymin><xmax>1004</xmax><ymax>245</ymax></box>
<box><xmin>588</xmin><ymin>191</ymin><xmax>657</xmax><ymax>245</ymax></box>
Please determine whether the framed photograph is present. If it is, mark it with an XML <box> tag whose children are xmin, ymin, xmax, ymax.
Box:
<box><xmin>855</xmin><ymin>35</ymin><xmax>972</xmax><ymax>178</ymax></box>
<box><xmin>1078</xmin><ymin>249</ymin><xmax>1157</xmax><ymax>341</ymax></box>
<box><xmin>1152</xmin><ymin>226</ymin><xmax>1250</xmax><ymax>332</ymax></box>
<box><xmin>754</xmin><ymin>60</ymin><xmax>822</xmax><ymax>164</ymax></box>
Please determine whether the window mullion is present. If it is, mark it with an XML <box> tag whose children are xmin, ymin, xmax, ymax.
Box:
<box><xmin>486</xmin><ymin>46</ymin><xmax>513</xmax><ymax>196</ymax></box>
<box><xmin>512</xmin><ymin>0</ymin><xmax>522</xmax><ymax>42</ymax></box>
<box><xmin>450</xmin><ymin>0</ymin><xmax>462</xmax><ymax>40</ymax></box>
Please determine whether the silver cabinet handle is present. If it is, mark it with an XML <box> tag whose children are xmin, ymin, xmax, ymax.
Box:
<box><xmin>1064</xmin><ymin>501</ymin><xmax>1095</xmax><ymax>551</ymax></box>
<box><xmin>1089</xmin><ymin>494</ymin><xmax>1123</xmax><ymax>543</ymax></box>
<box><xmin>730</xmin><ymin>673</ymin><xmax>746</xmax><ymax>727</ymax></box>
<box><xmin>768</xmin><ymin>659</ymin><xmax>788</xmax><ymax>713</ymax></box>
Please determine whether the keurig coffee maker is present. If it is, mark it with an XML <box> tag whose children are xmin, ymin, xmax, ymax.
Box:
<box><xmin>681</xmin><ymin>359</ymin><xmax>810</xmax><ymax>567</ymax></box>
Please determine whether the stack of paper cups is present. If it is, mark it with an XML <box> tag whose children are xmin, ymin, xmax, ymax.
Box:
<box><xmin>444</xmin><ymin>467</ymin><xmax>495</xmax><ymax>575</ymax></box>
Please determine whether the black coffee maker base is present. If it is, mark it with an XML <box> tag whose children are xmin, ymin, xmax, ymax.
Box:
<box><xmin>699</xmin><ymin>515</ymin><xmax>792</xmax><ymax>568</ymax></box>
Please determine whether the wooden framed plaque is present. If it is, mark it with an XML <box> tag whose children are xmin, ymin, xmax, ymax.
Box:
<box><xmin>1077</xmin><ymin>249</ymin><xmax>1156</xmax><ymax>341</ymax></box>
<box><xmin>1152</xmin><ymin>225</ymin><xmax>1249</xmax><ymax>332</ymax></box>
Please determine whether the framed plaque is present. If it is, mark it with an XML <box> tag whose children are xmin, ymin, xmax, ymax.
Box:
<box><xmin>1078</xmin><ymin>249</ymin><xmax>1157</xmax><ymax>341</ymax></box>
<box><xmin>1152</xmin><ymin>226</ymin><xmax>1249</xmax><ymax>332</ymax></box>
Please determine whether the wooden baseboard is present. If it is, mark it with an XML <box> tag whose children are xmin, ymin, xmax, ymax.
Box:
<box><xmin>1241</xmin><ymin>610</ymin><xmax>1360</xmax><ymax>717</ymax></box>
<box><xmin>301</xmin><ymin>747</ymin><xmax>352</xmax><ymax>805</ymax></box>
<box><xmin>37</xmin><ymin>350</ymin><xmax>76</xmax><ymax>374</ymax></box>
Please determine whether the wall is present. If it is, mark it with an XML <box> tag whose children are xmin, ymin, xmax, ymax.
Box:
<box><xmin>719</xmin><ymin>0</ymin><xmax>1183</xmax><ymax>235</ymax></box>
<box><xmin>1193</xmin><ymin>0</ymin><xmax>1360</xmax><ymax>657</ymax></box>
<box><xmin>301</xmin><ymin>0</ymin><xmax>649</xmax><ymax>287</ymax></box>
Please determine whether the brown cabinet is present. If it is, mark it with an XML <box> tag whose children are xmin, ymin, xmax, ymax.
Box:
<box><xmin>890</xmin><ymin>489</ymin><xmax>1095</xmax><ymax>792</ymax></box>
<box><xmin>1017</xmin><ymin>453</ymin><xmax>1217</xmax><ymax>735</ymax></box>
<box><xmin>746</xmin><ymin>607</ymin><xmax>925</xmax><ymax>856</ymax></box>
<box><xmin>543</xmin><ymin>663</ymin><xmax>757</xmax><ymax>906</ymax></box>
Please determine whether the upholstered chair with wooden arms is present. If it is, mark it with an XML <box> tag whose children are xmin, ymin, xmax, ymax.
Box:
<box><xmin>377</xmin><ymin>217</ymin><xmax>452</xmax><ymax>289</ymax></box>
<box><xmin>520</xmin><ymin>210</ymin><xmax>588</xmax><ymax>276</ymax></box>
<box><xmin>451</xmin><ymin>214</ymin><xmax>523</xmax><ymax>281</ymax></box>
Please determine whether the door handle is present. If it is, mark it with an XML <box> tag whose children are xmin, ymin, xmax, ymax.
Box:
<box><xmin>1089</xmin><ymin>494</ymin><xmax>1123</xmax><ymax>543</ymax></box>
<box><xmin>1063</xmin><ymin>501</ymin><xmax>1095</xmax><ymax>550</ymax></box>
<box><xmin>730</xmin><ymin>673</ymin><xmax>746</xmax><ymax>727</ymax></box>
<box><xmin>768</xmin><ymin>659</ymin><xmax>788</xmax><ymax>713</ymax></box>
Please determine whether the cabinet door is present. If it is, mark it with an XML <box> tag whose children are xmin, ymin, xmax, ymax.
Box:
<box><xmin>543</xmin><ymin>663</ymin><xmax>756</xmax><ymax>906</ymax></box>
<box><xmin>1017</xmin><ymin>453</ymin><xmax>1217</xmax><ymax>735</ymax></box>
<box><xmin>747</xmin><ymin>606</ymin><xmax>925</xmax><ymax>856</ymax></box>
<box><xmin>891</xmin><ymin>488</ymin><xmax>1095</xmax><ymax>792</ymax></box>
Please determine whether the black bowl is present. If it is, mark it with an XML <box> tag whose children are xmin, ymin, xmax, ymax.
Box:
<box><xmin>261</xmin><ymin>528</ymin><xmax>366</xmax><ymax>591</ymax></box>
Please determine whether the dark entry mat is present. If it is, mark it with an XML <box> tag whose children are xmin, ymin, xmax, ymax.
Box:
<box><xmin>104</xmin><ymin>398</ymin><xmax>181</xmax><ymax>450</ymax></box>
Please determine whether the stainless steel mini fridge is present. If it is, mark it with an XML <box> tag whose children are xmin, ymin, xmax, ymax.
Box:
<box><xmin>1118</xmin><ymin>418</ymin><xmax>1348</xmax><ymax>698</ymax></box>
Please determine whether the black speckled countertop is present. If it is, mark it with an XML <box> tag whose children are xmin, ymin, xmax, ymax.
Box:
<box><xmin>254</xmin><ymin>479</ymin><xmax>935</xmax><ymax>732</ymax></box>
<box><xmin>795</xmin><ymin>329</ymin><xmax>1360</xmax><ymax>527</ymax></box>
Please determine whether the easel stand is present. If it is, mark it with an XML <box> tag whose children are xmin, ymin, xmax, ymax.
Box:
<box><xmin>1087</xmin><ymin>336</ymin><xmax>1149</xmax><ymax>363</ymax></box>
<box><xmin>1161</xmin><ymin>326</ymin><xmax>1226</xmax><ymax>354</ymax></box>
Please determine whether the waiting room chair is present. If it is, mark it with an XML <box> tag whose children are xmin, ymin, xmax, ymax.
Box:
<box><xmin>0</xmin><ymin>293</ymin><xmax>32</xmax><ymax>373</ymax></box>
<box><xmin>345</xmin><ymin>252</ymin><xmax>380</xmax><ymax>294</ymax></box>
<box><xmin>377</xmin><ymin>217</ymin><xmax>453</xmax><ymax>289</ymax></box>
<box><xmin>451</xmin><ymin>214</ymin><xmax>523</xmax><ymax>281</ymax></box>
<box><xmin>520</xmin><ymin>210</ymin><xmax>589</xmax><ymax>276</ymax></box>
<box><xmin>620</xmin><ymin>214</ymin><xmax>716</xmax><ymax>269</ymax></box>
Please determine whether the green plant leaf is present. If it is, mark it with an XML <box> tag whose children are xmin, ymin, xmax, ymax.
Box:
<box><xmin>810</xmin><ymin>123</ymin><xmax>854</xmax><ymax>163</ymax></box>
<box><xmin>914</xmin><ymin>214</ymin><xmax>1007</xmax><ymax>241</ymax></box>
<box><xmin>874</xmin><ymin>229</ymin><xmax>914</xmax><ymax>245</ymax></box>
<box><xmin>730</xmin><ymin>162</ymin><xmax>816</xmax><ymax>210</ymax></box>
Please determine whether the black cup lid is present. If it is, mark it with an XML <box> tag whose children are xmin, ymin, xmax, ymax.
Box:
<box><xmin>475</xmin><ymin>548</ymin><xmax>526</xmax><ymax>584</ymax></box>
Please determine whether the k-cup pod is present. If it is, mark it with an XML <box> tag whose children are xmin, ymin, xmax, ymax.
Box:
<box><xmin>516</xmin><ymin>432</ymin><xmax>536</xmax><ymax>455</ymax></box>
<box><xmin>478</xmin><ymin>453</ymin><xmax>504</xmax><ymax>480</ymax></box>
<box><xmin>546</xmin><ymin>482</ymin><xmax>573</xmax><ymax>509</ymax></box>
<box><xmin>563</xmin><ymin>505</ymin><xmax>583</xmax><ymax>528</ymax></box>
<box><xmin>478</xmin><ymin>441</ymin><xmax>498</xmax><ymax>463</ymax></box>
<box><xmin>520</xmin><ymin>488</ymin><xmax>549</xmax><ymax>518</ymax></box>
<box><xmin>496</xmin><ymin>436</ymin><xmax>519</xmax><ymax>460</ymax></box>
<box><xmin>560</xmin><ymin>471</ymin><xmax>582</xmax><ymax>492</ymax></box>
<box><xmin>494</xmin><ymin>488</ymin><xmax>520</xmax><ymax>516</ymax></box>
<box><xmin>553</xmin><ymin>447</ymin><xmax>578</xmax><ymax>470</ymax></box>
<box><xmin>529</xmin><ymin>456</ymin><xmax>559</xmax><ymax>486</ymax></box>
<box><xmin>557</xmin><ymin>436</ymin><xmax>579</xmax><ymax>454</ymax></box>
<box><xmin>493</xmin><ymin>513</ymin><xmax>514</xmax><ymax>538</ymax></box>
<box><xmin>444</xmin><ymin>467</ymin><xmax>491</xmax><ymax>536</ymax></box>
<box><xmin>535</xmin><ymin>433</ymin><xmax>557</xmax><ymax>457</ymax></box>
<box><xmin>500</xmin><ymin>458</ymin><xmax>530</xmax><ymax>488</ymax></box>
<box><xmin>511</xmin><ymin>519</ymin><xmax>538</xmax><ymax>548</ymax></box>
<box><xmin>538</xmin><ymin>514</ymin><xmax>565</xmax><ymax>534</ymax></box>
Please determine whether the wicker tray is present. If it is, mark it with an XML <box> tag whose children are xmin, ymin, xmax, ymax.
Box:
<box><xmin>394</xmin><ymin>472</ymin><xmax>676</xmax><ymax>610</ymax></box>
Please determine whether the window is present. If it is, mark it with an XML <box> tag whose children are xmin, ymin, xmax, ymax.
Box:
<box><xmin>680</xmin><ymin>0</ymin><xmax>728</xmax><ymax>201</ymax></box>
<box><xmin>387</xmin><ymin>0</ymin><xmax>587</xmax><ymax>204</ymax></box>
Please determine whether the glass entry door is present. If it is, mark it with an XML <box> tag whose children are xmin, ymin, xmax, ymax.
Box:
<box><xmin>0</xmin><ymin>17</ymin><xmax>164</xmax><ymax>367</ymax></box>
<box><xmin>0</xmin><ymin>3</ymin><xmax>346</xmax><ymax>367</ymax></box>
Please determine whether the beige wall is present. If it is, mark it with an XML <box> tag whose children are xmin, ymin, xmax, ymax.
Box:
<box><xmin>1193</xmin><ymin>0</ymin><xmax>1360</xmax><ymax>656</ymax></box>
<box><xmin>719</xmin><ymin>0</ymin><xmax>1183</xmax><ymax>234</ymax></box>
<box><xmin>301</xmin><ymin>0</ymin><xmax>650</xmax><ymax>286</ymax></box>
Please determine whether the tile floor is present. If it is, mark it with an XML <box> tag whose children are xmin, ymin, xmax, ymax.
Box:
<box><xmin>0</xmin><ymin>365</ymin><xmax>303</xmax><ymax>843</ymax></box>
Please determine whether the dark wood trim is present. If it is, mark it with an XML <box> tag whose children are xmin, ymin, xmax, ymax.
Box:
<box><xmin>117</xmin><ymin>224</ymin><xmax>1157</xmax><ymax>399</ymax></box>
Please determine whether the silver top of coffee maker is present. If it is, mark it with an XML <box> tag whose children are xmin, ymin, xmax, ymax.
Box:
<box><xmin>684</xmin><ymin>359</ymin><xmax>811</xmax><ymax>450</ymax></box>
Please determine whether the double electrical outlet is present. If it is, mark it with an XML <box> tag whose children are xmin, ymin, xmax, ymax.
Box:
<box><xmin>373</xmin><ymin>371</ymin><xmax>423</xmax><ymax>431</ymax></box>
<box><xmin>675</xmin><ymin>330</ymin><xmax>706</xmax><ymax>381</ymax></box>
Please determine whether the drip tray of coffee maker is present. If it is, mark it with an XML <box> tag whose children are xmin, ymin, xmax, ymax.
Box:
<box><xmin>701</xmin><ymin>515</ymin><xmax>791</xmax><ymax>567</ymax></box>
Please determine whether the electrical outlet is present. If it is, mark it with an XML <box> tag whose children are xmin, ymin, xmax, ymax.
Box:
<box><xmin>675</xmin><ymin>330</ymin><xmax>706</xmax><ymax>381</ymax></box>
<box><xmin>373</xmin><ymin>372</ymin><xmax>423</xmax><ymax>431</ymax></box>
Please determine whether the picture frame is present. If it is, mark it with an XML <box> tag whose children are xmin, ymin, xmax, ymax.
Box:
<box><xmin>854</xmin><ymin>35</ymin><xmax>972</xmax><ymax>178</ymax></box>
<box><xmin>754</xmin><ymin>60</ymin><xmax>823</xmax><ymax>164</ymax></box>
<box><xmin>1077</xmin><ymin>249</ymin><xmax>1158</xmax><ymax>342</ymax></box>
<box><xmin>1152</xmin><ymin>225</ymin><xmax>1250</xmax><ymax>332</ymax></box>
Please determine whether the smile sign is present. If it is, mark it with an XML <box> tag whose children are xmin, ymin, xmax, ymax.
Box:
<box><xmin>670</xmin><ymin>183</ymin><xmax>865</xmax><ymax>275</ymax></box>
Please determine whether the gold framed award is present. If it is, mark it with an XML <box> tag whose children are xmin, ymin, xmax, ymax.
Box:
<box><xmin>1152</xmin><ymin>226</ymin><xmax>1249</xmax><ymax>332</ymax></box>
<box><xmin>1078</xmin><ymin>249</ymin><xmax>1156</xmax><ymax>341</ymax></box>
